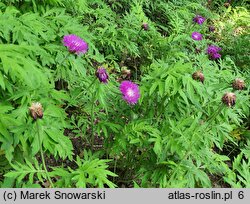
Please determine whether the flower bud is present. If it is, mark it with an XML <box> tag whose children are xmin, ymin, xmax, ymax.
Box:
<box><xmin>95</xmin><ymin>67</ymin><xmax>109</xmax><ymax>83</ymax></box>
<box><xmin>232</xmin><ymin>78</ymin><xmax>245</xmax><ymax>90</ymax></box>
<box><xmin>192</xmin><ymin>71</ymin><xmax>204</xmax><ymax>83</ymax></box>
<box><xmin>222</xmin><ymin>92</ymin><xmax>236</xmax><ymax>107</ymax></box>
<box><xmin>142</xmin><ymin>23</ymin><xmax>149</xmax><ymax>31</ymax></box>
<box><xmin>224</xmin><ymin>2</ymin><xmax>230</xmax><ymax>8</ymax></box>
<box><xmin>121</xmin><ymin>68</ymin><xmax>131</xmax><ymax>79</ymax></box>
<box><xmin>208</xmin><ymin>25</ymin><xmax>215</xmax><ymax>32</ymax></box>
<box><xmin>29</xmin><ymin>102</ymin><xmax>43</xmax><ymax>120</ymax></box>
<box><xmin>195</xmin><ymin>48</ymin><xmax>201</xmax><ymax>53</ymax></box>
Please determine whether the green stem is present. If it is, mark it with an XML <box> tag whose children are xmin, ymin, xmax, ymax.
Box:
<box><xmin>36</xmin><ymin>121</ymin><xmax>54</xmax><ymax>188</ymax></box>
<box><xmin>205</xmin><ymin>103</ymin><xmax>225</xmax><ymax>130</ymax></box>
<box><xmin>205</xmin><ymin>103</ymin><xmax>224</xmax><ymax>123</ymax></box>
<box><xmin>65</xmin><ymin>78</ymin><xmax>97</xmax><ymax>110</ymax></box>
<box><xmin>113</xmin><ymin>158</ymin><xmax>117</xmax><ymax>182</ymax></box>
<box><xmin>91</xmin><ymin>90</ymin><xmax>96</xmax><ymax>151</ymax></box>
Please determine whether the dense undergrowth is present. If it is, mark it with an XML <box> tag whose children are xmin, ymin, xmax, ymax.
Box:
<box><xmin>0</xmin><ymin>0</ymin><xmax>249</xmax><ymax>188</ymax></box>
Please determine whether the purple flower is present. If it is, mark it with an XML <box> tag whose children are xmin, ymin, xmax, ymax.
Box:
<box><xmin>191</xmin><ymin>32</ymin><xmax>203</xmax><ymax>41</ymax></box>
<box><xmin>63</xmin><ymin>34</ymin><xmax>88</xmax><ymax>55</ymax></box>
<box><xmin>193</xmin><ymin>15</ymin><xmax>206</xmax><ymax>25</ymax></box>
<box><xmin>207</xmin><ymin>45</ymin><xmax>221</xmax><ymax>55</ymax></box>
<box><xmin>96</xmin><ymin>67</ymin><xmax>109</xmax><ymax>83</ymax></box>
<box><xmin>119</xmin><ymin>81</ymin><xmax>140</xmax><ymax>105</ymax></box>
<box><xmin>211</xmin><ymin>52</ymin><xmax>221</xmax><ymax>59</ymax></box>
<box><xmin>207</xmin><ymin>45</ymin><xmax>222</xmax><ymax>59</ymax></box>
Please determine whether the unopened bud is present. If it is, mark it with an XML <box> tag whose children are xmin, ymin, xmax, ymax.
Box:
<box><xmin>208</xmin><ymin>25</ymin><xmax>215</xmax><ymax>32</ymax></box>
<box><xmin>95</xmin><ymin>67</ymin><xmax>109</xmax><ymax>83</ymax></box>
<box><xmin>195</xmin><ymin>48</ymin><xmax>201</xmax><ymax>53</ymax></box>
<box><xmin>121</xmin><ymin>69</ymin><xmax>131</xmax><ymax>79</ymax></box>
<box><xmin>232</xmin><ymin>78</ymin><xmax>245</xmax><ymax>90</ymax></box>
<box><xmin>192</xmin><ymin>71</ymin><xmax>204</xmax><ymax>83</ymax></box>
<box><xmin>29</xmin><ymin>102</ymin><xmax>43</xmax><ymax>120</ymax></box>
<box><xmin>142</xmin><ymin>23</ymin><xmax>149</xmax><ymax>31</ymax></box>
<box><xmin>222</xmin><ymin>92</ymin><xmax>236</xmax><ymax>107</ymax></box>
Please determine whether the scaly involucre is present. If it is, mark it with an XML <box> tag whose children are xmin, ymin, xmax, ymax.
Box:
<box><xmin>96</xmin><ymin>67</ymin><xmax>109</xmax><ymax>83</ymax></box>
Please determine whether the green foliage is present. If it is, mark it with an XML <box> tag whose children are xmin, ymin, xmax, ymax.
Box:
<box><xmin>224</xmin><ymin>151</ymin><xmax>250</xmax><ymax>188</ymax></box>
<box><xmin>214</xmin><ymin>6</ymin><xmax>250</xmax><ymax>70</ymax></box>
<box><xmin>4</xmin><ymin>159</ymin><xmax>45</xmax><ymax>187</ymax></box>
<box><xmin>51</xmin><ymin>150</ymin><xmax>117</xmax><ymax>188</ymax></box>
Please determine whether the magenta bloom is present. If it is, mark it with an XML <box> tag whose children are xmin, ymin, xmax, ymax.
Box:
<box><xmin>191</xmin><ymin>32</ymin><xmax>203</xmax><ymax>41</ymax></box>
<box><xmin>63</xmin><ymin>34</ymin><xmax>88</xmax><ymax>55</ymax></box>
<box><xmin>211</xmin><ymin>52</ymin><xmax>221</xmax><ymax>59</ymax></box>
<box><xmin>193</xmin><ymin>15</ymin><xmax>206</xmax><ymax>25</ymax></box>
<box><xmin>207</xmin><ymin>45</ymin><xmax>221</xmax><ymax>54</ymax></box>
<box><xmin>119</xmin><ymin>81</ymin><xmax>140</xmax><ymax>105</ymax></box>
<box><xmin>96</xmin><ymin>67</ymin><xmax>109</xmax><ymax>83</ymax></box>
<box><xmin>207</xmin><ymin>45</ymin><xmax>222</xmax><ymax>59</ymax></box>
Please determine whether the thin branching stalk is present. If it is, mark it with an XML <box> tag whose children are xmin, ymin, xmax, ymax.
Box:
<box><xmin>91</xmin><ymin>91</ymin><xmax>96</xmax><ymax>151</ymax></box>
<box><xmin>65</xmin><ymin>78</ymin><xmax>97</xmax><ymax>110</ymax></box>
<box><xmin>36</xmin><ymin>121</ymin><xmax>54</xmax><ymax>188</ymax></box>
<box><xmin>205</xmin><ymin>103</ymin><xmax>225</xmax><ymax>130</ymax></box>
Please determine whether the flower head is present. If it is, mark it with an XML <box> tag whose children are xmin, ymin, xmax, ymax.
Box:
<box><xmin>222</xmin><ymin>92</ymin><xmax>236</xmax><ymax>107</ymax></box>
<box><xmin>211</xmin><ymin>52</ymin><xmax>221</xmax><ymax>59</ymax></box>
<box><xmin>192</xmin><ymin>71</ymin><xmax>204</xmax><ymax>83</ymax></box>
<box><xmin>193</xmin><ymin>15</ymin><xmax>206</xmax><ymax>25</ymax></box>
<box><xmin>63</xmin><ymin>34</ymin><xmax>88</xmax><ymax>55</ymax></box>
<box><xmin>142</xmin><ymin>23</ymin><xmax>149</xmax><ymax>31</ymax></box>
<box><xmin>119</xmin><ymin>80</ymin><xmax>140</xmax><ymax>105</ymax></box>
<box><xmin>232</xmin><ymin>78</ymin><xmax>245</xmax><ymax>90</ymax></box>
<box><xmin>207</xmin><ymin>45</ymin><xmax>221</xmax><ymax>55</ymax></box>
<box><xmin>207</xmin><ymin>45</ymin><xmax>222</xmax><ymax>59</ymax></box>
<box><xmin>191</xmin><ymin>32</ymin><xmax>203</xmax><ymax>41</ymax></box>
<box><xmin>29</xmin><ymin>102</ymin><xmax>43</xmax><ymax>120</ymax></box>
<box><xmin>208</xmin><ymin>25</ymin><xmax>215</xmax><ymax>32</ymax></box>
<box><xmin>96</xmin><ymin>67</ymin><xmax>109</xmax><ymax>83</ymax></box>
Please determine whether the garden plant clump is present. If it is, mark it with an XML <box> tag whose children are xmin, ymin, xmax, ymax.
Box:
<box><xmin>0</xmin><ymin>0</ymin><xmax>249</xmax><ymax>188</ymax></box>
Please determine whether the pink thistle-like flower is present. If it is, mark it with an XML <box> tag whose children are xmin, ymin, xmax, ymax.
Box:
<box><xmin>211</xmin><ymin>52</ymin><xmax>221</xmax><ymax>59</ymax></box>
<box><xmin>191</xmin><ymin>32</ymin><xmax>203</xmax><ymax>41</ymax></box>
<box><xmin>96</xmin><ymin>67</ymin><xmax>109</xmax><ymax>83</ymax></box>
<box><xmin>119</xmin><ymin>80</ymin><xmax>140</xmax><ymax>105</ymax></box>
<box><xmin>193</xmin><ymin>15</ymin><xmax>206</xmax><ymax>25</ymax></box>
<box><xmin>63</xmin><ymin>34</ymin><xmax>88</xmax><ymax>55</ymax></box>
<box><xmin>207</xmin><ymin>45</ymin><xmax>222</xmax><ymax>59</ymax></box>
<box><xmin>207</xmin><ymin>45</ymin><xmax>222</xmax><ymax>55</ymax></box>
